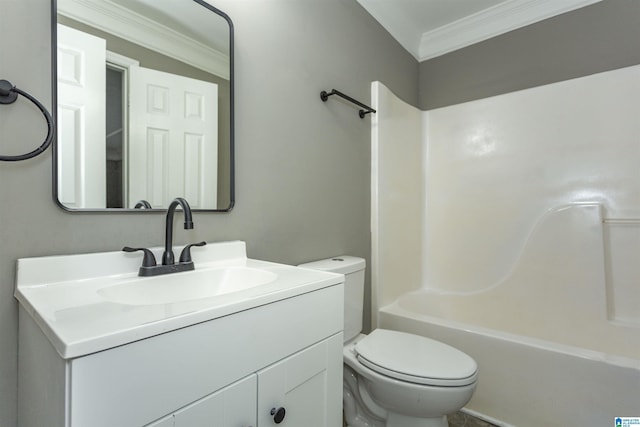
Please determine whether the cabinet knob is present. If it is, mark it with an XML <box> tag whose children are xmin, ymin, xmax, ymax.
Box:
<box><xmin>270</xmin><ymin>407</ymin><xmax>286</xmax><ymax>424</ymax></box>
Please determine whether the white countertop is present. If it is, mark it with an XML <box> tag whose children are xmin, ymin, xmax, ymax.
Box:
<box><xmin>15</xmin><ymin>241</ymin><xmax>343</xmax><ymax>359</ymax></box>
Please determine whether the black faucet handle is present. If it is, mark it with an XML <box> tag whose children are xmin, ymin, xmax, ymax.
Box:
<box><xmin>179</xmin><ymin>241</ymin><xmax>207</xmax><ymax>263</ymax></box>
<box><xmin>123</xmin><ymin>247</ymin><xmax>157</xmax><ymax>267</ymax></box>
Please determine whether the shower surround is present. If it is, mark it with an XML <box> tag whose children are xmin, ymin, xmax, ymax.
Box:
<box><xmin>370</xmin><ymin>66</ymin><xmax>640</xmax><ymax>426</ymax></box>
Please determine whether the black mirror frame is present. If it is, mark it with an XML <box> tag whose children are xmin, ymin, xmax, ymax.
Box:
<box><xmin>51</xmin><ymin>0</ymin><xmax>235</xmax><ymax>212</ymax></box>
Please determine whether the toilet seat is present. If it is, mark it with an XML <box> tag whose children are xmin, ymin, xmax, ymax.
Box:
<box><xmin>355</xmin><ymin>329</ymin><xmax>477</xmax><ymax>387</ymax></box>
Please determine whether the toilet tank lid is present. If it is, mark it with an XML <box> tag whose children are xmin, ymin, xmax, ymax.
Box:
<box><xmin>298</xmin><ymin>256</ymin><xmax>365</xmax><ymax>275</ymax></box>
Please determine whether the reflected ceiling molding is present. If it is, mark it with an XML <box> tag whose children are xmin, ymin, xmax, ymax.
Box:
<box><xmin>57</xmin><ymin>0</ymin><xmax>230</xmax><ymax>79</ymax></box>
<box><xmin>418</xmin><ymin>0</ymin><xmax>602</xmax><ymax>61</ymax></box>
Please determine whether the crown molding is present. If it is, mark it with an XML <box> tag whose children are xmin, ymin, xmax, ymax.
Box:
<box><xmin>57</xmin><ymin>0</ymin><xmax>229</xmax><ymax>80</ymax></box>
<box><xmin>418</xmin><ymin>0</ymin><xmax>602</xmax><ymax>61</ymax></box>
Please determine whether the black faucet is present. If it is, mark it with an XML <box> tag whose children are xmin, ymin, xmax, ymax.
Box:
<box><xmin>123</xmin><ymin>197</ymin><xmax>206</xmax><ymax>276</ymax></box>
<box><xmin>162</xmin><ymin>197</ymin><xmax>194</xmax><ymax>265</ymax></box>
<box><xmin>134</xmin><ymin>199</ymin><xmax>152</xmax><ymax>209</ymax></box>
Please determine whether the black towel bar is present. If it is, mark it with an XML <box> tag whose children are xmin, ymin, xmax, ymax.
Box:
<box><xmin>320</xmin><ymin>89</ymin><xmax>376</xmax><ymax>119</ymax></box>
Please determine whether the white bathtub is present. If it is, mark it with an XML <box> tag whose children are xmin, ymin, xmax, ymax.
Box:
<box><xmin>373</xmin><ymin>205</ymin><xmax>640</xmax><ymax>426</ymax></box>
<box><xmin>379</xmin><ymin>290</ymin><xmax>640</xmax><ymax>426</ymax></box>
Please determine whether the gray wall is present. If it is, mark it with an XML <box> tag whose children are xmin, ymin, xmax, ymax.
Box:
<box><xmin>419</xmin><ymin>0</ymin><xmax>640</xmax><ymax>110</ymax></box>
<box><xmin>0</xmin><ymin>0</ymin><xmax>417</xmax><ymax>424</ymax></box>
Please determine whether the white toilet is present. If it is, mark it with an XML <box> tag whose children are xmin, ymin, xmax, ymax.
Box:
<box><xmin>299</xmin><ymin>256</ymin><xmax>477</xmax><ymax>427</ymax></box>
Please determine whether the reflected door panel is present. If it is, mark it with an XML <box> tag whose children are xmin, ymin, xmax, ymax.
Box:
<box><xmin>57</xmin><ymin>24</ymin><xmax>106</xmax><ymax>208</ymax></box>
<box><xmin>128</xmin><ymin>66</ymin><xmax>218</xmax><ymax>209</ymax></box>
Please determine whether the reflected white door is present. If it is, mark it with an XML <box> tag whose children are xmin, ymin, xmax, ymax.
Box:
<box><xmin>128</xmin><ymin>66</ymin><xmax>218</xmax><ymax>209</ymax></box>
<box><xmin>56</xmin><ymin>24</ymin><xmax>106</xmax><ymax>208</ymax></box>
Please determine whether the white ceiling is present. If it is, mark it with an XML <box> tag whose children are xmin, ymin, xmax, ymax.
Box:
<box><xmin>357</xmin><ymin>0</ymin><xmax>602</xmax><ymax>61</ymax></box>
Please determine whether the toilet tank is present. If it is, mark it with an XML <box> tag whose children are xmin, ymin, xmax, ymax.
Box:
<box><xmin>298</xmin><ymin>256</ymin><xmax>366</xmax><ymax>343</ymax></box>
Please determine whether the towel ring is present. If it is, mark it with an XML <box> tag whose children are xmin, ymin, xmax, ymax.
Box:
<box><xmin>0</xmin><ymin>79</ymin><xmax>55</xmax><ymax>162</ymax></box>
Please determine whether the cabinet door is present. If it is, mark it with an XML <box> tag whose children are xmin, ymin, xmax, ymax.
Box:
<box><xmin>257</xmin><ymin>333</ymin><xmax>342</xmax><ymax>427</ymax></box>
<box><xmin>173</xmin><ymin>374</ymin><xmax>257</xmax><ymax>427</ymax></box>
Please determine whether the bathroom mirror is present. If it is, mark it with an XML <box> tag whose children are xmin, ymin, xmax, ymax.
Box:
<box><xmin>52</xmin><ymin>0</ymin><xmax>234</xmax><ymax>211</ymax></box>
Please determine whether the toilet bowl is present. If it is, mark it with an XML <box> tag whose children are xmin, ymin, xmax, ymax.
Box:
<box><xmin>298</xmin><ymin>257</ymin><xmax>478</xmax><ymax>427</ymax></box>
<box><xmin>344</xmin><ymin>331</ymin><xmax>477</xmax><ymax>427</ymax></box>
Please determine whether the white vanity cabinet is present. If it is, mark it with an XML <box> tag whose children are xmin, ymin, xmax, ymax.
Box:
<box><xmin>145</xmin><ymin>333</ymin><xmax>343</xmax><ymax>427</ymax></box>
<box><xmin>257</xmin><ymin>335</ymin><xmax>343</xmax><ymax>426</ymax></box>
<box><xmin>148</xmin><ymin>374</ymin><xmax>256</xmax><ymax>427</ymax></box>
<box><xmin>18</xmin><ymin>282</ymin><xmax>344</xmax><ymax>427</ymax></box>
<box><xmin>147</xmin><ymin>416</ymin><xmax>175</xmax><ymax>427</ymax></box>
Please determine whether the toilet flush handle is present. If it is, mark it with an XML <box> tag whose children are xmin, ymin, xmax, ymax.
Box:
<box><xmin>270</xmin><ymin>407</ymin><xmax>286</xmax><ymax>424</ymax></box>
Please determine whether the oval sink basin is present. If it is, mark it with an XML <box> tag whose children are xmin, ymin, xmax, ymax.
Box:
<box><xmin>98</xmin><ymin>267</ymin><xmax>278</xmax><ymax>305</ymax></box>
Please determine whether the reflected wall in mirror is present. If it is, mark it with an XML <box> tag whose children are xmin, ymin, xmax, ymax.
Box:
<box><xmin>53</xmin><ymin>0</ymin><xmax>234</xmax><ymax>211</ymax></box>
